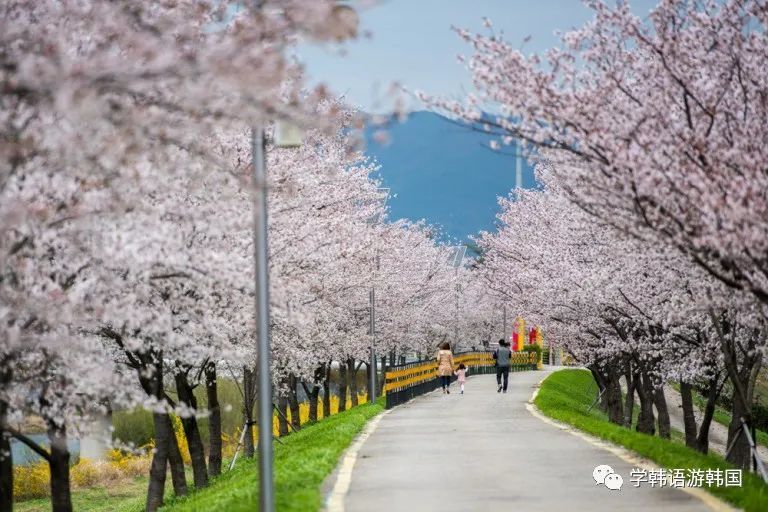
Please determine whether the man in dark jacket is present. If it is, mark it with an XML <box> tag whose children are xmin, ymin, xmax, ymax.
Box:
<box><xmin>493</xmin><ymin>339</ymin><xmax>512</xmax><ymax>393</ymax></box>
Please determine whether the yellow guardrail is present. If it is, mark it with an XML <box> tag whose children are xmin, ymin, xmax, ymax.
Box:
<box><xmin>384</xmin><ymin>351</ymin><xmax>537</xmax><ymax>393</ymax></box>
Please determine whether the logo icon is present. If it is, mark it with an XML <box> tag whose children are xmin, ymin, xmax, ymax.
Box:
<box><xmin>593</xmin><ymin>465</ymin><xmax>623</xmax><ymax>491</ymax></box>
<box><xmin>593</xmin><ymin>465</ymin><xmax>614</xmax><ymax>485</ymax></box>
<box><xmin>605</xmin><ymin>473</ymin><xmax>623</xmax><ymax>490</ymax></box>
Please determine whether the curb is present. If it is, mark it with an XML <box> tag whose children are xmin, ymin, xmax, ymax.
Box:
<box><xmin>323</xmin><ymin>409</ymin><xmax>391</xmax><ymax>512</ymax></box>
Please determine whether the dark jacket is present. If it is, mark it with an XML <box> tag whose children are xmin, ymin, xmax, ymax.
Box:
<box><xmin>493</xmin><ymin>346</ymin><xmax>512</xmax><ymax>367</ymax></box>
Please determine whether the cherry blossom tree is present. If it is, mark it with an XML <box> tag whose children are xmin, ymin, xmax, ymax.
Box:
<box><xmin>424</xmin><ymin>0</ymin><xmax>768</xmax><ymax>308</ymax></box>
<box><xmin>478</xmin><ymin>170</ymin><xmax>765</xmax><ymax>465</ymax></box>
<box><xmin>422</xmin><ymin>0</ymin><xmax>768</xmax><ymax>469</ymax></box>
<box><xmin>1</xmin><ymin>1</ymin><xmax>361</xmax><ymax>510</ymax></box>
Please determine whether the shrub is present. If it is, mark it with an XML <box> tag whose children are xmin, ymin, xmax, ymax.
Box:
<box><xmin>108</xmin><ymin>448</ymin><xmax>153</xmax><ymax>478</ymax></box>
<box><xmin>112</xmin><ymin>407</ymin><xmax>155</xmax><ymax>448</ymax></box>
<box><xmin>13</xmin><ymin>450</ymin><xmax>154</xmax><ymax>502</ymax></box>
<box><xmin>71</xmin><ymin>459</ymin><xmax>124</xmax><ymax>488</ymax></box>
<box><xmin>13</xmin><ymin>461</ymin><xmax>49</xmax><ymax>501</ymax></box>
<box><xmin>171</xmin><ymin>415</ymin><xmax>192</xmax><ymax>465</ymax></box>
<box><xmin>522</xmin><ymin>344</ymin><xmax>542</xmax><ymax>357</ymax></box>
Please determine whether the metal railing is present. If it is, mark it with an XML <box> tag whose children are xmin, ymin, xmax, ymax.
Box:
<box><xmin>384</xmin><ymin>350</ymin><xmax>538</xmax><ymax>409</ymax></box>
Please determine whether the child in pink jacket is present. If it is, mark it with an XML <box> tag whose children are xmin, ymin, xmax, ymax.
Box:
<box><xmin>454</xmin><ymin>363</ymin><xmax>468</xmax><ymax>394</ymax></box>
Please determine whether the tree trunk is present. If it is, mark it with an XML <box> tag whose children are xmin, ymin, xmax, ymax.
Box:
<box><xmin>277</xmin><ymin>394</ymin><xmax>289</xmax><ymax>436</ymax></box>
<box><xmin>243</xmin><ymin>367</ymin><xmax>256</xmax><ymax>458</ymax></box>
<box><xmin>0</xmin><ymin>399</ymin><xmax>12</xmax><ymax>512</ymax></box>
<box><xmin>590</xmin><ymin>366</ymin><xmax>622</xmax><ymax>423</ymax></box>
<box><xmin>142</xmin><ymin>355</ymin><xmax>186</xmax><ymax>510</ymax></box>
<box><xmin>338</xmin><ymin>362</ymin><xmax>348</xmax><ymax>413</ymax></box>
<box><xmin>680</xmin><ymin>381</ymin><xmax>698</xmax><ymax>448</ymax></box>
<box><xmin>695</xmin><ymin>375</ymin><xmax>722</xmax><ymax>454</ymax></box>
<box><xmin>589</xmin><ymin>367</ymin><xmax>608</xmax><ymax>413</ymax></box>
<box><xmin>635</xmin><ymin>372</ymin><xmax>655</xmax><ymax>435</ymax></box>
<box><xmin>623</xmin><ymin>370</ymin><xmax>635</xmax><ymax>429</ymax></box>
<box><xmin>379</xmin><ymin>355</ymin><xmax>387</xmax><ymax>394</ymax></box>
<box><xmin>147</xmin><ymin>410</ymin><xmax>170</xmax><ymax>512</ymax></box>
<box><xmin>288</xmin><ymin>374</ymin><xmax>301</xmax><ymax>432</ymax></box>
<box><xmin>653</xmin><ymin>384</ymin><xmax>671</xmax><ymax>439</ymax></box>
<box><xmin>0</xmin><ymin>365</ymin><xmax>11</xmax><ymax>512</ymax></box>
<box><xmin>46</xmin><ymin>424</ymin><xmax>72</xmax><ymax>512</ymax></box>
<box><xmin>347</xmin><ymin>358</ymin><xmax>359</xmax><ymax>408</ymax></box>
<box><xmin>712</xmin><ymin>311</ymin><xmax>762</xmax><ymax>468</ymax></box>
<box><xmin>164</xmin><ymin>413</ymin><xmax>188</xmax><ymax>497</ymax></box>
<box><xmin>302</xmin><ymin>380</ymin><xmax>320</xmax><ymax>423</ymax></box>
<box><xmin>174</xmin><ymin>372</ymin><xmax>208</xmax><ymax>489</ymax></box>
<box><xmin>726</xmin><ymin>386</ymin><xmax>752</xmax><ymax>468</ymax></box>
<box><xmin>323</xmin><ymin>363</ymin><xmax>332</xmax><ymax>418</ymax></box>
<box><xmin>603</xmin><ymin>371</ymin><xmax>624</xmax><ymax>425</ymax></box>
<box><xmin>205</xmin><ymin>364</ymin><xmax>222</xmax><ymax>478</ymax></box>
<box><xmin>721</xmin><ymin>345</ymin><xmax>760</xmax><ymax>468</ymax></box>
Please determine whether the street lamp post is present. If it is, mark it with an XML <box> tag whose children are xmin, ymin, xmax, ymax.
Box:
<box><xmin>367</xmin><ymin>190</ymin><xmax>388</xmax><ymax>403</ymax></box>
<box><xmin>250</xmin><ymin>125</ymin><xmax>274</xmax><ymax>512</ymax></box>
<box><xmin>455</xmin><ymin>279</ymin><xmax>460</xmax><ymax>346</ymax></box>
<box><xmin>251</xmin><ymin>121</ymin><xmax>303</xmax><ymax>512</ymax></box>
<box><xmin>503</xmin><ymin>304</ymin><xmax>507</xmax><ymax>344</ymax></box>
<box><xmin>450</xmin><ymin>246</ymin><xmax>466</xmax><ymax>347</ymax></box>
<box><xmin>515</xmin><ymin>143</ymin><xmax>523</xmax><ymax>200</ymax></box>
<box><xmin>369</xmin><ymin>286</ymin><xmax>377</xmax><ymax>402</ymax></box>
<box><xmin>246</xmin><ymin>4</ymin><xmax>358</xmax><ymax>511</ymax></box>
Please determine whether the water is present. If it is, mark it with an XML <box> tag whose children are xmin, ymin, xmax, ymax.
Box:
<box><xmin>10</xmin><ymin>434</ymin><xmax>80</xmax><ymax>466</ymax></box>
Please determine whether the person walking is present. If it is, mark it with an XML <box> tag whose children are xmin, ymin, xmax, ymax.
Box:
<box><xmin>493</xmin><ymin>339</ymin><xmax>512</xmax><ymax>393</ymax></box>
<box><xmin>455</xmin><ymin>363</ymin><xmax>468</xmax><ymax>394</ymax></box>
<box><xmin>436</xmin><ymin>341</ymin><xmax>455</xmax><ymax>394</ymax></box>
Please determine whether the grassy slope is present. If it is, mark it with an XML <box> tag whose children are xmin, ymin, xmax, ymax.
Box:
<box><xmin>161</xmin><ymin>399</ymin><xmax>384</xmax><ymax>512</ymax></box>
<box><xmin>16</xmin><ymin>399</ymin><xmax>382</xmax><ymax>512</ymax></box>
<box><xmin>535</xmin><ymin>369</ymin><xmax>768</xmax><ymax>512</ymax></box>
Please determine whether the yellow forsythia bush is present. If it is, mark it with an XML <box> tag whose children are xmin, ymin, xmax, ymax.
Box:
<box><xmin>221</xmin><ymin>432</ymin><xmax>238</xmax><ymax>460</ymax></box>
<box><xmin>108</xmin><ymin>449</ymin><xmax>152</xmax><ymax>478</ymax></box>
<box><xmin>13</xmin><ymin>450</ymin><xmax>154</xmax><ymax>502</ymax></box>
<box><xmin>13</xmin><ymin>461</ymin><xmax>50</xmax><ymax>501</ymax></box>
<box><xmin>70</xmin><ymin>459</ymin><xmax>124</xmax><ymax>487</ymax></box>
<box><xmin>171</xmin><ymin>416</ymin><xmax>192</xmax><ymax>465</ymax></box>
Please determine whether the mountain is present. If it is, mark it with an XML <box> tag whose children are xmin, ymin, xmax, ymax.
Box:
<box><xmin>363</xmin><ymin>111</ymin><xmax>536</xmax><ymax>245</ymax></box>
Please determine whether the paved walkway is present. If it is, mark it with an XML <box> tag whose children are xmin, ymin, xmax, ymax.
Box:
<box><xmin>336</xmin><ymin>370</ymin><xmax>727</xmax><ymax>512</ymax></box>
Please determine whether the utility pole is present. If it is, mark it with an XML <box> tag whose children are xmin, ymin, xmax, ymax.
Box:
<box><xmin>251</xmin><ymin>126</ymin><xmax>274</xmax><ymax>512</ymax></box>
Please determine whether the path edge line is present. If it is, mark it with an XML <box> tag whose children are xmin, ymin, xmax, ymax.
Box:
<box><xmin>323</xmin><ymin>408</ymin><xmax>391</xmax><ymax>512</ymax></box>
<box><xmin>526</xmin><ymin>372</ymin><xmax>736</xmax><ymax>512</ymax></box>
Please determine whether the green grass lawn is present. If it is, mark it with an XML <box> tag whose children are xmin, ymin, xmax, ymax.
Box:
<box><xmin>16</xmin><ymin>398</ymin><xmax>383</xmax><ymax>512</ymax></box>
<box><xmin>160</xmin><ymin>399</ymin><xmax>384</xmax><ymax>512</ymax></box>
<box><xmin>535</xmin><ymin>369</ymin><xmax>768</xmax><ymax>512</ymax></box>
<box><xmin>16</xmin><ymin>477</ymin><xmax>150</xmax><ymax>512</ymax></box>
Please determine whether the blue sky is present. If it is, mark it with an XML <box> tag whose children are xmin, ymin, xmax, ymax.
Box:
<box><xmin>294</xmin><ymin>1</ymin><xmax>662</xmax><ymax>242</ymax></box>
<box><xmin>296</xmin><ymin>0</ymin><xmax>660</xmax><ymax>112</ymax></box>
